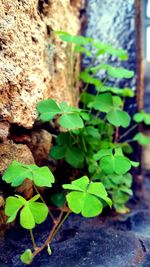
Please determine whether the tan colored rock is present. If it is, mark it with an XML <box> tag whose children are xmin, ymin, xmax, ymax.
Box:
<box><xmin>0</xmin><ymin>121</ymin><xmax>10</xmax><ymax>142</ymax></box>
<box><xmin>0</xmin><ymin>0</ymin><xmax>82</xmax><ymax>128</ymax></box>
<box><xmin>0</xmin><ymin>142</ymin><xmax>35</xmax><ymax>198</ymax></box>
<box><xmin>10</xmin><ymin>128</ymin><xmax>52</xmax><ymax>165</ymax></box>
<box><xmin>0</xmin><ymin>142</ymin><xmax>35</xmax><ymax>172</ymax></box>
<box><xmin>29</xmin><ymin>129</ymin><xmax>52</xmax><ymax>165</ymax></box>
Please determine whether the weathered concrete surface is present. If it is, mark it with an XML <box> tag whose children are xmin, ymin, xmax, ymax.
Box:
<box><xmin>0</xmin><ymin>225</ymin><xmax>144</xmax><ymax>267</ymax></box>
<box><xmin>0</xmin><ymin>0</ymin><xmax>82</xmax><ymax>128</ymax></box>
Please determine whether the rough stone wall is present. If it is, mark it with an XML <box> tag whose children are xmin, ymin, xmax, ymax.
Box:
<box><xmin>0</xmin><ymin>0</ymin><xmax>82</xmax><ymax>129</ymax></box>
<box><xmin>0</xmin><ymin>0</ymin><xmax>83</xmax><ymax>176</ymax></box>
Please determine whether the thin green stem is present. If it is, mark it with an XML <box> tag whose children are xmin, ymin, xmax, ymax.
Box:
<box><xmin>32</xmin><ymin>210</ymin><xmax>64</xmax><ymax>257</ymax></box>
<box><xmin>51</xmin><ymin>211</ymin><xmax>71</xmax><ymax>240</ymax></box>
<box><xmin>69</xmin><ymin>131</ymin><xmax>80</xmax><ymax>148</ymax></box>
<box><xmin>33</xmin><ymin>185</ymin><xmax>55</xmax><ymax>222</ymax></box>
<box><xmin>82</xmin><ymin>134</ymin><xmax>87</xmax><ymax>152</ymax></box>
<box><xmin>122</xmin><ymin>139</ymin><xmax>134</xmax><ymax>144</ymax></box>
<box><xmin>69</xmin><ymin>131</ymin><xmax>76</xmax><ymax>141</ymax></box>
<box><xmin>99</xmin><ymin>115</ymin><xmax>107</xmax><ymax>136</ymax></box>
<box><xmin>82</xmin><ymin>83</ymin><xmax>89</xmax><ymax>93</ymax></box>
<box><xmin>95</xmin><ymin>76</ymin><xmax>108</xmax><ymax>97</ymax></box>
<box><xmin>82</xmin><ymin>83</ymin><xmax>89</xmax><ymax>110</ymax></box>
<box><xmin>89</xmin><ymin>76</ymin><xmax>108</xmax><ymax>114</ymax></box>
<box><xmin>90</xmin><ymin>168</ymin><xmax>99</xmax><ymax>182</ymax></box>
<box><xmin>119</xmin><ymin>124</ymin><xmax>138</xmax><ymax>142</ymax></box>
<box><xmin>29</xmin><ymin>229</ymin><xmax>36</xmax><ymax>250</ymax></box>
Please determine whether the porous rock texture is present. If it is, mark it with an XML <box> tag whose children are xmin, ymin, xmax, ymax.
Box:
<box><xmin>0</xmin><ymin>143</ymin><xmax>35</xmax><ymax>173</ymax></box>
<box><xmin>0</xmin><ymin>142</ymin><xmax>35</xmax><ymax>199</ymax></box>
<box><xmin>0</xmin><ymin>0</ymin><xmax>82</xmax><ymax>129</ymax></box>
<box><xmin>0</xmin><ymin>0</ymin><xmax>82</xmax><ymax>175</ymax></box>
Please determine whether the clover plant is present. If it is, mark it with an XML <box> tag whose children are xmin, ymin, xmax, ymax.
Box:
<box><xmin>2</xmin><ymin>161</ymin><xmax>111</xmax><ymax>264</ymax></box>
<box><xmin>37</xmin><ymin>32</ymin><xmax>150</xmax><ymax>213</ymax></box>
<box><xmin>2</xmin><ymin>32</ymin><xmax>150</xmax><ymax>264</ymax></box>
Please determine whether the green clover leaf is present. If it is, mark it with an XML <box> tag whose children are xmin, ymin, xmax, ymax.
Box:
<box><xmin>20</xmin><ymin>249</ymin><xmax>33</xmax><ymax>265</ymax></box>
<box><xmin>2</xmin><ymin>161</ymin><xmax>55</xmax><ymax>188</ymax></box>
<box><xmin>133</xmin><ymin>133</ymin><xmax>150</xmax><ymax>145</ymax></box>
<box><xmin>106</xmin><ymin>109</ymin><xmax>131</xmax><ymax>128</ymax></box>
<box><xmin>134</xmin><ymin>110</ymin><xmax>150</xmax><ymax>125</ymax></box>
<box><xmin>5</xmin><ymin>194</ymin><xmax>48</xmax><ymax>229</ymax></box>
<box><xmin>63</xmin><ymin>176</ymin><xmax>112</xmax><ymax>217</ymax></box>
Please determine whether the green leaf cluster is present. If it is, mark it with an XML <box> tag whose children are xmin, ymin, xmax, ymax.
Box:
<box><xmin>36</xmin><ymin>32</ymin><xmax>144</xmax><ymax>213</ymax></box>
<box><xmin>102</xmin><ymin>172</ymin><xmax>133</xmax><ymax>213</ymax></box>
<box><xmin>63</xmin><ymin>176</ymin><xmax>112</xmax><ymax>217</ymax></box>
<box><xmin>2</xmin><ymin>160</ymin><xmax>54</xmax><ymax>187</ymax></box>
<box><xmin>133</xmin><ymin>133</ymin><xmax>150</xmax><ymax>145</ymax></box>
<box><xmin>5</xmin><ymin>194</ymin><xmax>48</xmax><ymax>229</ymax></box>
<box><xmin>37</xmin><ymin>99</ymin><xmax>84</xmax><ymax>130</ymax></box>
<box><xmin>133</xmin><ymin>110</ymin><xmax>150</xmax><ymax>145</ymax></box>
<box><xmin>2</xmin><ymin>31</ymin><xmax>150</xmax><ymax>265</ymax></box>
<box><xmin>94</xmin><ymin>148</ymin><xmax>139</xmax><ymax>175</ymax></box>
<box><xmin>89</xmin><ymin>93</ymin><xmax>130</xmax><ymax>128</ymax></box>
<box><xmin>50</xmin><ymin>132</ymin><xmax>84</xmax><ymax>168</ymax></box>
<box><xmin>92</xmin><ymin>147</ymin><xmax>138</xmax><ymax>213</ymax></box>
<box><xmin>55</xmin><ymin>32</ymin><xmax>128</xmax><ymax>60</ymax></box>
<box><xmin>134</xmin><ymin>110</ymin><xmax>150</xmax><ymax>125</ymax></box>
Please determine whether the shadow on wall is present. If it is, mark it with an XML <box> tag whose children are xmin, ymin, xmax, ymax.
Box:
<box><xmin>144</xmin><ymin>61</ymin><xmax>150</xmax><ymax>113</ymax></box>
<box><xmin>142</xmin><ymin>61</ymin><xmax>150</xmax><ymax>170</ymax></box>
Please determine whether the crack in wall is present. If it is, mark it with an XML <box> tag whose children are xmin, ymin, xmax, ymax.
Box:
<box><xmin>139</xmin><ymin>239</ymin><xmax>147</xmax><ymax>253</ymax></box>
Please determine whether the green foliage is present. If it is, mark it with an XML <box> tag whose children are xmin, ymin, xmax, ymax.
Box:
<box><xmin>50</xmin><ymin>132</ymin><xmax>84</xmax><ymax>168</ymax></box>
<box><xmin>36</xmin><ymin>99</ymin><xmax>61</xmax><ymax>121</ymax></box>
<box><xmin>47</xmin><ymin>244</ymin><xmax>52</xmax><ymax>256</ymax></box>
<box><xmin>2</xmin><ymin>32</ymin><xmax>150</xmax><ymax>264</ymax></box>
<box><xmin>98</xmin><ymin>149</ymin><xmax>135</xmax><ymax>175</ymax></box>
<box><xmin>104</xmin><ymin>65</ymin><xmax>134</xmax><ymax>79</ymax></box>
<box><xmin>55</xmin><ymin>31</ymin><xmax>92</xmax><ymax>45</ymax></box>
<box><xmin>91</xmin><ymin>147</ymin><xmax>138</xmax><ymax>213</ymax></box>
<box><xmin>37</xmin><ymin>99</ymin><xmax>84</xmax><ymax>130</ymax></box>
<box><xmin>79</xmin><ymin>72</ymin><xmax>101</xmax><ymax>87</ymax></box>
<box><xmin>100</xmin><ymin>86</ymin><xmax>134</xmax><ymax>97</ymax></box>
<box><xmin>98</xmin><ymin>172</ymin><xmax>133</xmax><ymax>214</ymax></box>
<box><xmin>5</xmin><ymin>194</ymin><xmax>48</xmax><ymax>229</ymax></box>
<box><xmin>58</xmin><ymin>113</ymin><xmax>83</xmax><ymax>129</ymax></box>
<box><xmin>63</xmin><ymin>176</ymin><xmax>112</xmax><ymax>217</ymax></box>
<box><xmin>133</xmin><ymin>110</ymin><xmax>150</xmax><ymax>145</ymax></box>
<box><xmin>106</xmin><ymin>109</ymin><xmax>130</xmax><ymax>128</ymax></box>
<box><xmin>92</xmin><ymin>41</ymin><xmax>128</xmax><ymax>60</ymax></box>
<box><xmin>133</xmin><ymin>110</ymin><xmax>150</xmax><ymax>125</ymax></box>
<box><xmin>22</xmin><ymin>201</ymin><xmax>48</xmax><ymax>229</ymax></box>
<box><xmin>20</xmin><ymin>249</ymin><xmax>33</xmax><ymax>265</ymax></box>
<box><xmin>86</xmin><ymin>63</ymin><xmax>134</xmax><ymax>79</ymax></box>
<box><xmin>43</xmin><ymin>32</ymin><xmax>146</xmax><ymax>213</ymax></box>
<box><xmin>2</xmin><ymin>160</ymin><xmax>54</xmax><ymax>187</ymax></box>
<box><xmin>133</xmin><ymin>133</ymin><xmax>150</xmax><ymax>145</ymax></box>
<box><xmin>50</xmin><ymin>193</ymin><xmax>66</xmax><ymax>207</ymax></box>
<box><xmin>90</xmin><ymin>93</ymin><xmax>113</xmax><ymax>113</ymax></box>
